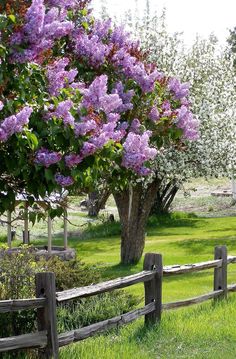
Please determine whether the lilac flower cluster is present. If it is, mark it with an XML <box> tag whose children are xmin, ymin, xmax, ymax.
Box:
<box><xmin>112</xmin><ymin>82</ymin><xmax>134</xmax><ymax>113</ymax></box>
<box><xmin>74</xmin><ymin>21</ymin><xmax>162</xmax><ymax>93</ymax></box>
<box><xmin>74</xmin><ymin>19</ymin><xmax>112</xmax><ymax>67</ymax></box>
<box><xmin>35</xmin><ymin>148</ymin><xmax>62</xmax><ymax>167</ymax></box>
<box><xmin>55</xmin><ymin>173</ymin><xmax>74</xmax><ymax>186</ymax></box>
<box><xmin>65</xmin><ymin>153</ymin><xmax>83</xmax><ymax>168</ymax></box>
<box><xmin>52</xmin><ymin>100</ymin><xmax>75</xmax><ymax>126</ymax></box>
<box><xmin>82</xmin><ymin>75</ymin><xmax>122</xmax><ymax>114</ymax></box>
<box><xmin>176</xmin><ymin>106</ymin><xmax>199</xmax><ymax>141</ymax></box>
<box><xmin>122</xmin><ymin>131</ymin><xmax>157</xmax><ymax>175</ymax></box>
<box><xmin>46</xmin><ymin>0</ymin><xmax>78</xmax><ymax>9</ymax></box>
<box><xmin>47</xmin><ymin>58</ymin><xmax>78</xmax><ymax>96</ymax></box>
<box><xmin>168</xmin><ymin>78</ymin><xmax>190</xmax><ymax>100</ymax></box>
<box><xmin>0</xmin><ymin>107</ymin><xmax>33</xmax><ymax>142</ymax></box>
<box><xmin>74</xmin><ymin>118</ymin><xmax>98</xmax><ymax>136</ymax></box>
<box><xmin>11</xmin><ymin>0</ymin><xmax>74</xmax><ymax>63</ymax></box>
<box><xmin>149</xmin><ymin>107</ymin><xmax>160</xmax><ymax>122</ymax></box>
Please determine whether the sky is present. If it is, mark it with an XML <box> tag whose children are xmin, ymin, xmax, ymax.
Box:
<box><xmin>92</xmin><ymin>0</ymin><xmax>236</xmax><ymax>45</ymax></box>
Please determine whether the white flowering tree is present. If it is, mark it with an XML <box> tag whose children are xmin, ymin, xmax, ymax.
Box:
<box><xmin>117</xmin><ymin>9</ymin><xmax>236</xmax><ymax>217</ymax></box>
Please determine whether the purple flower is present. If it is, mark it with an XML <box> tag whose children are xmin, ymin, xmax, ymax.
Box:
<box><xmin>149</xmin><ymin>107</ymin><xmax>160</xmax><ymax>122</ymax></box>
<box><xmin>74</xmin><ymin>119</ymin><xmax>98</xmax><ymax>136</ymax></box>
<box><xmin>74</xmin><ymin>33</ymin><xmax>111</xmax><ymax>67</ymax></box>
<box><xmin>82</xmin><ymin>75</ymin><xmax>122</xmax><ymax>114</ymax></box>
<box><xmin>35</xmin><ymin>148</ymin><xmax>62</xmax><ymax>167</ymax></box>
<box><xmin>65</xmin><ymin>153</ymin><xmax>83</xmax><ymax>168</ymax></box>
<box><xmin>130</xmin><ymin>118</ymin><xmax>141</xmax><ymax>133</ymax></box>
<box><xmin>122</xmin><ymin>132</ymin><xmax>157</xmax><ymax>174</ymax></box>
<box><xmin>176</xmin><ymin>105</ymin><xmax>199</xmax><ymax>141</ymax></box>
<box><xmin>24</xmin><ymin>0</ymin><xmax>45</xmax><ymax>44</ymax></box>
<box><xmin>47</xmin><ymin>58</ymin><xmax>78</xmax><ymax>96</ymax></box>
<box><xmin>55</xmin><ymin>174</ymin><xmax>74</xmax><ymax>187</ymax></box>
<box><xmin>0</xmin><ymin>106</ymin><xmax>33</xmax><ymax>142</ymax></box>
<box><xmin>168</xmin><ymin>78</ymin><xmax>190</xmax><ymax>100</ymax></box>
<box><xmin>80</xmin><ymin>142</ymin><xmax>97</xmax><ymax>157</ymax></box>
<box><xmin>50</xmin><ymin>100</ymin><xmax>75</xmax><ymax>126</ymax></box>
<box><xmin>112</xmin><ymin>82</ymin><xmax>134</xmax><ymax>113</ymax></box>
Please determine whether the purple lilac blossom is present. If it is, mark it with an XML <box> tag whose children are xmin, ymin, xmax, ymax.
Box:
<box><xmin>65</xmin><ymin>153</ymin><xmax>82</xmax><ymax>168</ymax></box>
<box><xmin>122</xmin><ymin>131</ymin><xmax>157</xmax><ymax>174</ymax></box>
<box><xmin>11</xmin><ymin>0</ymin><xmax>74</xmax><ymax>63</ymax></box>
<box><xmin>35</xmin><ymin>148</ymin><xmax>62</xmax><ymax>167</ymax></box>
<box><xmin>0</xmin><ymin>107</ymin><xmax>33</xmax><ymax>142</ymax></box>
<box><xmin>51</xmin><ymin>100</ymin><xmax>75</xmax><ymax>126</ymax></box>
<box><xmin>168</xmin><ymin>78</ymin><xmax>190</xmax><ymax>100</ymax></box>
<box><xmin>74</xmin><ymin>33</ymin><xmax>111</xmax><ymax>67</ymax></box>
<box><xmin>130</xmin><ymin>118</ymin><xmax>141</xmax><ymax>133</ymax></box>
<box><xmin>55</xmin><ymin>174</ymin><xmax>74</xmax><ymax>186</ymax></box>
<box><xmin>74</xmin><ymin>119</ymin><xmax>98</xmax><ymax>136</ymax></box>
<box><xmin>93</xmin><ymin>19</ymin><xmax>112</xmax><ymax>40</ymax></box>
<box><xmin>176</xmin><ymin>105</ymin><xmax>199</xmax><ymax>141</ymax></box>
<box><xmin>112</xmin><ymin>82</ymin><xmax>134</xmax><ymax>113</ymax></box>
<box><xmin>112</xmin><ymin>50</ymin><xmax>159</xmax><ymax>93</ymax></box>
<box><xmin>80</xmin><ymin>142</ymin><xmax>97</xmax><ymax>157</ymax></box>
<box><xmin>149</xmin><ymin>107</ymin><xmax>160</xmax><ymax>122</ymax></box>
<box><xmin>47</xmin><ymin>58</ymin><xmax>78</xmax><ymax>96</ymax></box>
<box><xmin>82</xmin><ymin>75</ymin><xmax>122</xmax><ymax>114</ymax></box>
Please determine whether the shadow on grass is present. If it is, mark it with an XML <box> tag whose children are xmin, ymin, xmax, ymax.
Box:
<box><xmin>174</xmin><ymin>236</ymin><xmax>236</xmax><ymax>254</ymax></box>
<box><xmin>147</xmin><ymin>212</ymin><xmax>200</xmax><ymax>229</ymax></box>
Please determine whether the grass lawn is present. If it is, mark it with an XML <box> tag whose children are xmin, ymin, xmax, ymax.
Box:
<box><xmin>2</xmin><ymin>211</ymin><xmax>236</xmax><ymax>358</ymax></box>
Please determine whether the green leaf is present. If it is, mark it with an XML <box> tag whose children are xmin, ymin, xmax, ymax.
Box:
<box><xmin>8</xmin><ymin>14</ymin><xmax>16</xmax><ymax>23</ymax></box>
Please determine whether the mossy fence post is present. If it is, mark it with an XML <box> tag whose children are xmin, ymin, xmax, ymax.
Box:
<box><xmin>35</xmin><ymin>272</ymin><xmax>59</xmax><ymax>358</ymax></box>
<box><xmin>143</xmin><ymin>253</ymin><xmax>163</xmax><ymax>324</ymax></box>
<box><xmin>214</xmin><ymin>245</ymin><xmax>227</xmax><ymax>299</ymax></box>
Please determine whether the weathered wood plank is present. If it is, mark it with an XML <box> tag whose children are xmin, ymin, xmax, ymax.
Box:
<box><xmin>227</xmin><ymin>283</ymin><xmax>236</xmax><ymax>292</ymax></box>
<box><xmin>163</xmin><ymin>259</ymin><xmax>222</xmax><ymax>276</ymax></box>
<box><xmin>143</xmin><ymin>253</ymin><xmax>162</xmax><ymax>324</ymax></box>
<box><xmin>162</xmin><ymin>289</ymin><xmax>223</xmax><ymax>310</ymax></box>
<box><xmin>227</xmin><ymin>256</ymin><xmax>236</xmax><ymax>264</ymax></box>
<box><xmin>56</xmin><ymin>270</ymin><xmax>154</xmax><ymax>302</ymax></box>
<box><xmin>0</xmin><ymin>298</ymin><xmax>46</xmax><ymax>313</ymax></box>
<box><xmin>58</xmin><ymin>302</ymin><xmax>155</xmax><ymax>347</ymax></box>
<box><xmin>0</xmin><ymin>331</ymin><xmax>47</xmax><ymax>352</ymax></box>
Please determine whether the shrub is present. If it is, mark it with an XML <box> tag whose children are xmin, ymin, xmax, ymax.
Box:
<box><xmin>0</xmin><ymin>247</ymin><xmax>139</xmax><ymax>358</ymax></box>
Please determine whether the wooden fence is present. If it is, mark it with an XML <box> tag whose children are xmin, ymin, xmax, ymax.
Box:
<box><xmin>0</xmin><ymin>245</ymin><xmax>236</xmax><ymax>358</ymax></box>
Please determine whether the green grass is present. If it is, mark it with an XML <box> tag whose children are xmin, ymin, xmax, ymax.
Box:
<box><xmin>2</xmin><ymin>210</ymin><xmax>236</xmax><ymax>358</ymax></box>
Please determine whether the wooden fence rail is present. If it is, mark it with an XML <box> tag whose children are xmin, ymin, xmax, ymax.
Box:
<box><xmin>0</xmin><ymin>245</ymin><xmax>236</xmax><ymax>358</ymax></box>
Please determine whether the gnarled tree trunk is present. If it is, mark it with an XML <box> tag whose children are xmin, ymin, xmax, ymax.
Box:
<box><xmin>87</xmin><ymin>188</ymin><xmax>111</xmax><ymax>217</ymax></box>
<box><xmin>151</xmin><ymin>180</ymin><xmax>179</xmax><ymax>215</ymax></box>
<box><xmin>113</xmin><ymin>181</ymin><xmax>159</xmax><ymax>264</ymax></box>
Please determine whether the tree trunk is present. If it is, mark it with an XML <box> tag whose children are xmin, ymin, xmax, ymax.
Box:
<box><xmin>151</xmin><ymin>181</ymin><xmax>179</xmax><ymax>215</ymax></box>
<box><xmin>113</xmin><ymin>181</ymin><xmax>159</xmax><ymax>264</ymax></box>
<box><xmin>88</xmin><ymin>188</ymin><xmax>111</xmax><ymax>217</ymax></box>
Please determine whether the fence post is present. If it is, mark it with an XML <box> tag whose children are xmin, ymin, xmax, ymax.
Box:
<box><xmin>214</xmin><ymin>245</ymin><xmax>227</xmax><ymax>299</ymax></box>
<box><xmin>143</xmin><ymin>253</ymin><xmax>163</xmax><ymax>325</ymax></box>
<box><xmin>35</xmin><ymin>272</ymin><xmax>59</xmax><ymax>359</ymax></box>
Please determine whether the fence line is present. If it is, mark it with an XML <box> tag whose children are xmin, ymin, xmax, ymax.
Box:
<box><xmin>0</xmin><ymin>245</ymin><xmax>236</xmax><ymax>358</ymax></box>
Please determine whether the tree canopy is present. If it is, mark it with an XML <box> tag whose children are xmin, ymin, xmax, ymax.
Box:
<box><xmin>0</xmin><ymin>0</ymin><xmax>198</xmax><ymax>213</ymax></box>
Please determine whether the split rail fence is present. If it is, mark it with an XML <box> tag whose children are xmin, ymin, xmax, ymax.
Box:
<box><xmin>0</xmin><ymin>245</ymin><xmax>236</xmax><ymax>358</ymax></box>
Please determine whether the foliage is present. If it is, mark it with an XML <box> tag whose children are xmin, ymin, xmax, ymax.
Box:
<box><xmin>57</xmin><ymin>290</ymin><xmax>139</xmax><ymax>333</ymax></box>
<box><xmin>0</xmin><ymin>246</ymin><xmax>138</xmax><ymax>359</ymax></box>
<box><xmin>0</xmin><ymin>0</ymin><xmax>197</xmax><ymax>215</ymax></box>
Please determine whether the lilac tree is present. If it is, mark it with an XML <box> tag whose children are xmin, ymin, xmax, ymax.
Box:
<box><xmin>0</xmin><ymin>0</ymin><xmax>198</xmax><ymax>263</ymax></box>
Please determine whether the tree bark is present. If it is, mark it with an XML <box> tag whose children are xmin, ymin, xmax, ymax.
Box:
<box><xmin>113</xmin><ymin>181</ymin><xmax>159</xmax><ymax>264</ymax></box>
<box><xmin>151</xmin><ymin>180</ymin><xmax>179</xmax><ymax>215</ymax></box>
<box><xmin>87</xmin><ymin>188</ymin><xmax>111</xmax><ymax>217</ymax></box>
